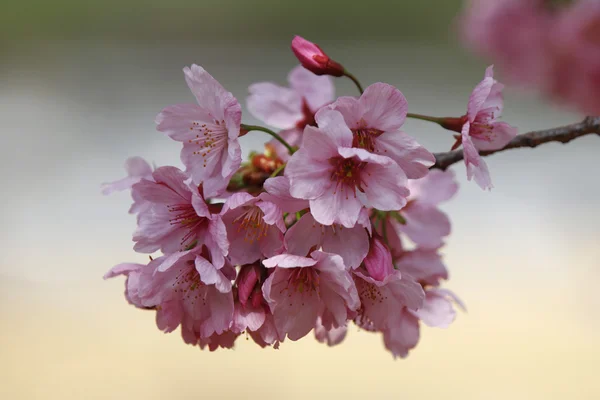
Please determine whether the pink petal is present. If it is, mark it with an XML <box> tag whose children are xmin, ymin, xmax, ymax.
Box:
<box><xmin>309</xmin><ymin>185</ymin><xmax>364</xmax><ymax>228</ymax></box>
<box><xmin>471</xmin><ymin>121</ymin><xmax>518</xmax><ymax>151</ymax></box>
<box><xmin>283</xmin><ymin>212</ymin><xmax>323</xmax><ymax>257</ymax></box>
<box><xmin>383</xmin><ymin>311</ymin><xmax>420</xmax><ymax>359</ymax></box>
<box><xmin>103</xmin><ymin>262</ymin><xmax>142</xmax><ymax>279</ymax></box>
<box><xmin>359</xmin><ymin>83</ymin><xmax>408</xmax><ymax>131</ymax></box>
<box><xmin>262</xmin><ymin>176</ymin><xmax>309</xmax><ymax>213</ymax></box>
<box><xmin>257</xmin><ymin>200</ymin><xmax>286</xmax><ymax>233</ymax></box>
<box><xmin>288</xmin><ymin>65</ymin><xmax>335</xmax><ymax>111</ymax></box>
<box><xmin>315</xmin><ymin>318</ymin><xmax>347</xmax><ymax>346</ymax></box>
<box><xmin>415</xmin><ymin>289</ymin><xmax>457</xmax><ymax>328</ymax></box>
<box><xmin>467</xmin><ymin>76</ymin><xmax>495</xmax><ymax>122</ymax></box>
<box><xmin>397</xmin><ymin>203</ymin><xmax>451</xmax><ymax>249</ymax></box>
<box><xmin>327</xmin><ymin>95</ymin><xmax>363</xmax><ymax>129</ymax></box>
<box><xmin>337</xmin><ymin>148</ymin><xmax>410</xmax><ymax>211</ymax></box>
<box><xmin>195</xmin><ymin>256</ymin><xmax>232</xmax><ymax>293</ymax></box>
<box><xmin>462</xmin><ymin>122</ymin><xmax>493</xmax><ymax>190</ymax></box>
<box><xmin>286</xmin><ymin>151</ymin><xmax>334</xmax><ymax>201</ymax></box>
<box><xmin>408</xmin><ymin>169</ymin><xmax>459</xmax><ymax>206</ymax></box>
<box><xmin>183</xmin><ymin>65</ymin><xmax>241</xmax><ymax>123</ymax></box>
<box><xmin>262</xmin><ymin>254</ymin><xmax>317</xmax><ymax>269</ymax></box>
<box><xmin>314</xmin><ymin>109</ymin><xmax>354</xmax><ymax>147</ymax></box>
<box><xmin>374</xmin><ymin>131</ymin><xmax>435</xmax><ymax>179</ymax></box>
<box><xmin>155</xmin><ymin>103</ymin><xmax>212</xmax><ymax>141</ymax></box>
<box><xmin>247</xmin><ymin>82</ymin><xmax>302</xmax><ymax>129</ymax></box>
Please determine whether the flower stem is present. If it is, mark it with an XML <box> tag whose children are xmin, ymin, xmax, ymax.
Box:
<box><xmin>270</xmin><ymin>163</ymin><xmax>286</xmax><ymax>178</ymax></box>
<box><xmin>240</xmin><ymin>124</ymin><xmax>295</xmax><ymax>154</ymax></box>
<box><xmin>343</xmin><ymin>70</ymin><xmax>364</xmax><ymax>94</ymax></box>
<box><xmin>406</xmin><ymin>113</ymin><xmax>445</xmax><ymax>124</ymax></box>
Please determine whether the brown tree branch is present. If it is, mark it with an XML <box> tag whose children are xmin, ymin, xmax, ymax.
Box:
<box><xmin>431</xmin><ymin>116</ymin><xmax>600</xmax><ymax>170</ymax></box>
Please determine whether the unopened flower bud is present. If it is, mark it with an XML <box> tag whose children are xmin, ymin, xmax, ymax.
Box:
<box><xmin>291</xmin><ymin>35</ymin><xmax>345</xmax><ymax>77</ymax></box>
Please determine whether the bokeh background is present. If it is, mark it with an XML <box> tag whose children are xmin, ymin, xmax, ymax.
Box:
<box><xmin>2</xmin><ymin>1</ymin><xmax>599</xmax><ymax>399</ymax></box>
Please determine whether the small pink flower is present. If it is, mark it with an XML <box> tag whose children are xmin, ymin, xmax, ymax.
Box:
<box><xmin>291</xmin><ymin>36</ymin><xmax>345</xmax><ymax>77</ymax></box>
<box><xmin>285</xmin><ymin>110</ymin><xmax>410</xmax><ymax>228</ymax></box>
<box><xmin>549</xmin><ymin>0</ymin><xmax>600</xmax><ymax>115</ymax></box>
<box><xmin>105</xmin><ymin>249</ymin><xmax>235</xmax><ymax>343</ymax></box>
<box><xmin>353</xmin><ymin>258</ymin><xmax>424</xmax><ymax>333</ymax></box>
<box><xmin>325</xmin><ymin>84</ymin><xmax>435</xmax><ymax>178</ymax></box>
<box><xmin>461</xmin><ymin>0</ymin><xmax>551</xmax><ymax>86</ymax></box>
<box><xmin>262</xmin><ymin>251</ymin><xmax>360</xmax><ymax>341</ymax></box>
<box><xmin>389</xmin><ymin>169</ymin><xmax>458</xmax><ymax>249</ymax></box>
<box><xmin>156</xmin><ymin>65</ymin><xmax>242</xmax><ymax>197</ymax></box>
<box><xmin>284</xmin><ymin>210</ymin><xmax>370</xmax><ymax>269</ymax></box>
<box><xmin>461</xmin><ymin>66</ymin><xmax>517</xmax><ymax>190</ymax></box>
<box><xmin>131</xmin><ymin>166</ymin><xmax>228</xmax><ymax>268</ymax></box>
<box><xmin>247</xmin><ymin>66</ymin><xmax>335</xmax><ymax>160</ymax></box>
<box><xmin>221</xmin><ymin>192</ymin><xmax>285</xmax><ymax>265</ymax></box>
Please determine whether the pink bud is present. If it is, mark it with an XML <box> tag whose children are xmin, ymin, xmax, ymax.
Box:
<box><xmin>364</xmin><ymin>237</ymin><xmax>395</xmax><ymax>281</ymax></box>
<box><xmin>236</xmin><ymin>264</ymin><xmax>261</xmax><ymax>306</ymax></box>
<box><xmin>291</xmin><ymin>35</ymin><xmax>345</xmax><ymax>77</ymax></box>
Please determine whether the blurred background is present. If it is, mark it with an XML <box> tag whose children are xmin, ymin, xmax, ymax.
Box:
<box><xmin>1</xmin><ymin>0</ymin><xmax>599</xmax><ymax>399</ymax></box>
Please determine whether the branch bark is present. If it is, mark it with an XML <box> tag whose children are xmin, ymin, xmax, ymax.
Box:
<box><xmin>431</xmin><ymin>116</ymin><xmax>600</xmax><ymax>170</ymax></box>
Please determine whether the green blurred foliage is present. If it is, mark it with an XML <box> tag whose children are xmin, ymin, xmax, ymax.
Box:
<box><xmin>2</xmin><ymin>0</ymin><xmax>463</xmax><ymax>44</ymax></box>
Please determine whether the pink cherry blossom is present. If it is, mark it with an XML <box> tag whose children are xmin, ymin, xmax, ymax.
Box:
<box><xmin>105</xmin><ymin>249</ymin><xmax>235</xmax><ymax>343</ymax></box>
<box><xmin>353</xmin><ymin>261</ymin><xmax>424</xmax><ymax>333</ymax></box>
<box><xmin>156</xmin><ymin>65</ymin><xmax>242</xmax><ymax>197</ymax></box>
<box><xmin>285</xmin><ymin>110</ymin><xmax>410</xmax><ymax>228</ymax></box>
<box><xmin>247</xmin><ymin>66</ymin><xmax>334</xmax><ymax>161</ymax></box>
<box><xmin>461</xmin><ymin>0</ymin><xmax>551</xmax><ymax>87</ymax></box>
<box><xmin>221</xmin><ymin>192</ymin><xmax>285</xmax><ymax>265</ymax></box>
<box><xmin>325</xmin><ymin>84</ymin><xmax>435</xmax><ymax>178</ymax></box>
<box><xmin>291</xmin><ymin>36</ymin><xmax>345</xmax><ymax>77</ymax></box>
<box><xmin>131</xmin><ymin>166</ymin><xmax>228</xmax><ymax>268</ymax></box>
<box><xmin>548</xmin><ymin>0</ymin><xmax>600</xmax><ymax>115</ymax></box>
<box><xmin>386</xmin><ymin>170</ymin><xmax>458</xmax><ymax>249</ymax></box>
<box><xmin>461</xmin><ymin>66</ymin><xmax>517</xmax><ymax>190</ymax></box>
<box><xmin>262</xmin><ymin>251</ymin><xmax>360</xmax><ymax>341</ymax></box>
<box><xmin>284</xmin><ymin>210</ymin><xmax>370</xmax><ymax>269</ymax></box>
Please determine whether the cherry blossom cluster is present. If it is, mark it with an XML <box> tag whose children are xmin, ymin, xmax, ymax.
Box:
<box><xmin>462</xmin><ymin>0</ymin><xmax>600</xmax><ymax>115</ymax></box>
<box><xmin>104</xmin><ymin>35</ymin><xmax>518</xmax><ymax>357</ymax></box>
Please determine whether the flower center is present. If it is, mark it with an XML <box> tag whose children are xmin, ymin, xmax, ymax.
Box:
<box><xmin>233</xmin><ymin>206</ymin><xmax>268</xmax><ymax>243</ymax></box>
<box><xmin>172</xmin><ymin>262</ymin><xmax>206</xmax><ymax>305</ymax></box>
<box><xmin>329</xmin><ymin>157</ymin><xmax>368</xmax><ymax>199</ymax></box>
<box><xmin>188</xmin><ymin>118</ymin><xmax>228</xmax><ymax>167</ymax></box>
<box><xmin>295</xmin><ymin>98</ymin><xmax>317</xmax><ymax>130</ymax></box>
<box><xmin>351</xmin><ymin>127</ymin><xmax>383</xmax><ymax>152</ymax></box>
<box><xmin>357</xmin><ymin>279</ymin><xmax>387</xmax><ymax>305</ymax></box>
<box><xmin>167</xmin><ymin>203</ymin><xmax>205</xmax><ymax>249</ymax></box>
<box><xmin>281</xmin><ymin>268</ymin><xmax>320</xmax><ymax>298</ymax></box>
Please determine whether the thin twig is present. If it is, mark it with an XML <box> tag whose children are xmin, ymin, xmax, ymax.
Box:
<box><xmin>431</xmin><ymin>117</ymin><xmax>600</xmax><ymax>170</ymax></box>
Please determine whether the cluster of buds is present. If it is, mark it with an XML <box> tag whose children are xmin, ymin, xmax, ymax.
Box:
<box><xmin>104</xmin><ymin>35</ymin><xmax>517</xmax><ymax>357</ymax></box>
<box><xmin>462</xmin><ymin>0</ymin><xmax>600</xmax><ymax>115</ymax></box>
